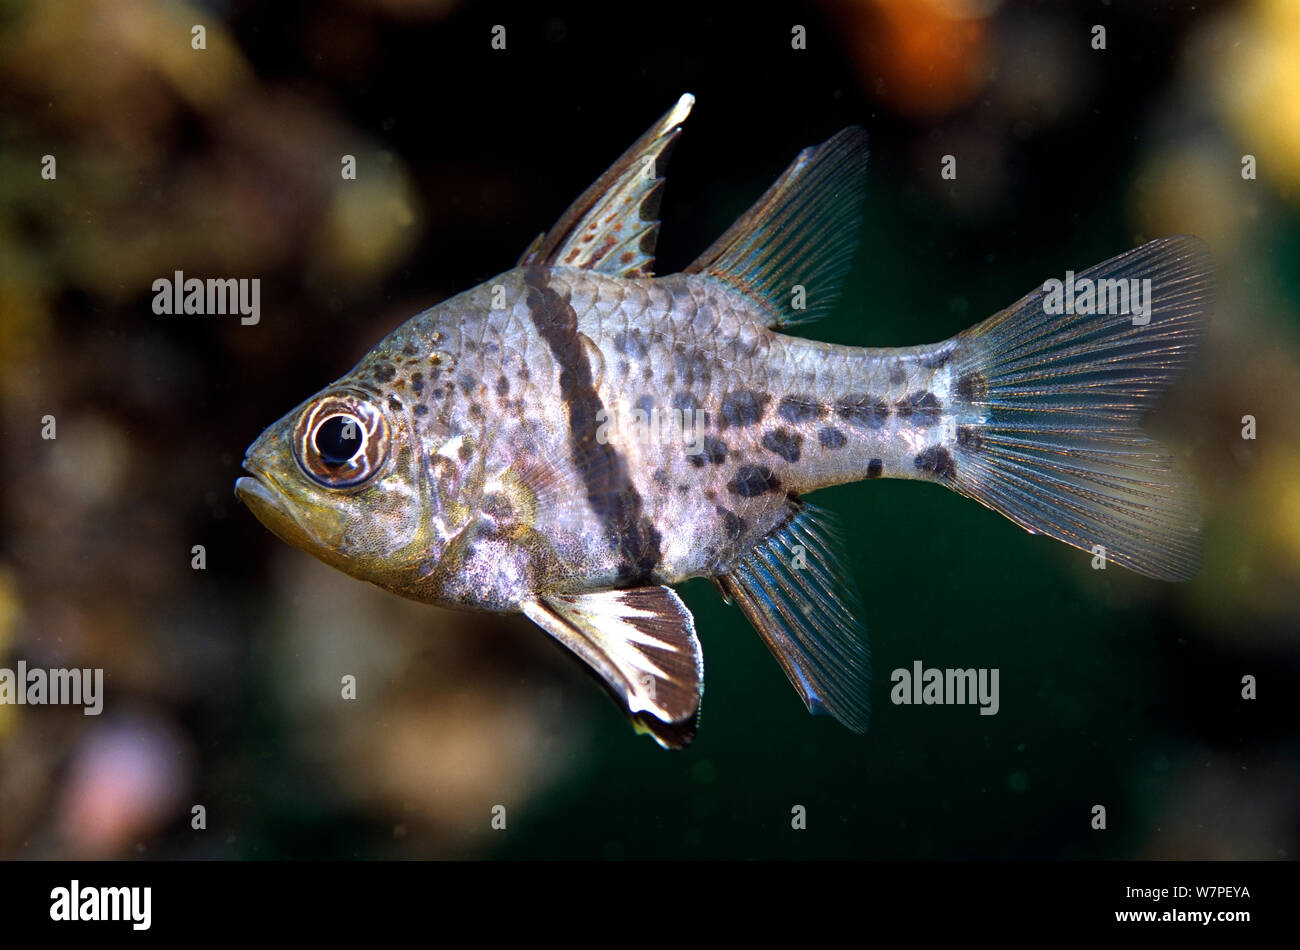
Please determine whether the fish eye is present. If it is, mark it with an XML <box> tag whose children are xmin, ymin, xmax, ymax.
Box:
<box><xmin>294</xmin><ymin>396</ymin><xmax>389</xmax><ymax>488</ymax></box>
<box><xmin>314</xmin><ymin>415</ymin><xmax>362</xmax><ymax>467</ymax></box>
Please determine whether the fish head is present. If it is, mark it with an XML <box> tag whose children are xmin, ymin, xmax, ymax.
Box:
<box><xmin>236</xmin><ymin>380</ymin><xmax>449</xmax><ymax>591</ymax></box>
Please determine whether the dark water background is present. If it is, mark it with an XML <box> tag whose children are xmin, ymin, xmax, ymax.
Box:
<box><xmin>1</xmin><ymin>0</ymin><xmax>1296</xmax><ymax>859</ymax></box>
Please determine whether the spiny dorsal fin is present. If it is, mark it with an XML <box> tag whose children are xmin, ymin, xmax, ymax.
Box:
<box><xmin>717</xmin><ymin>502</ymin><xmax>872</xmax><ymax>732</ymax></box>
<box><xmin>685</xmin><ymin>126</ymin><xmax>869</xmax><ymax>327</ymax></box>
<box><xmin>522</xmin><ymin>586</ymin><xmax>704</xmax><ymax>749</ymax></box>
<box><xmin>518</xmin><ymin>93</ymin><xmax>695</xmax><ymax>278</ymax></box>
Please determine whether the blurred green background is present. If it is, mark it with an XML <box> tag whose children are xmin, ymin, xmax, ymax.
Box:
<box><xmin>1</xmin><ymin>0</ymin><xmax>1297</xmax><ymax>859</ymax></box>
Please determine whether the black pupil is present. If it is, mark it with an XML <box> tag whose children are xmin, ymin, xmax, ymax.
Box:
<box><xmin>315</xmin><ymin>415</ymin><xmax>362</xmax><ymax>468</ymax></box>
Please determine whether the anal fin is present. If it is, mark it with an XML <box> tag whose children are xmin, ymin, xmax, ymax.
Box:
<box><xmin>717</xmin><ymin>503</ymin><xmax>872</xmax><ymax>732</ymax></box>
<box><xmin>522</xmin><ymin>586</ymin><xmax>704</xmax><ymax>749</ymax></box>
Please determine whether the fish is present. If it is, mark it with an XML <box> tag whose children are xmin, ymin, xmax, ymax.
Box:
<box><xmin>236</xmin><ymin>94</ymin><xmax>1213</xmax><ymax>749</ymax></box>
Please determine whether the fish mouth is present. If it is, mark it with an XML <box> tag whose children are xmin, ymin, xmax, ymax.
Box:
<box><xmin>234</xmin><ymin>472</ymin><xmax>286</xmax><ymax>516</ymax></box>
<box><xmin>235</xmin><ymin>466</ymin><xmax>327</xmax><ymax>552</ymax></box>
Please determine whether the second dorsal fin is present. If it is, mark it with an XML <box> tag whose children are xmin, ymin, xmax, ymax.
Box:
<box><xmin>518</xmin><ymin>94</ymin><xmax>695</xmax><ymax>278</ymax></box>
<box><xmin>685</xmin><ymin>126</ymin><xmax>869</xmax><ymax>327</ymax></box>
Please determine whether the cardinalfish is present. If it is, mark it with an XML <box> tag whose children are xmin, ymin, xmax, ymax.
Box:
<box><xmin>236</xmin><ymin>95</ymin><xmax>1212</xmax><ymax>748</ymax></box>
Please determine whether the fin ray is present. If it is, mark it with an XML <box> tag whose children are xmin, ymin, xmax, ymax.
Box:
<box><xmin>686</xmin><ymin>127</ymin><xmax>869</xmax><ymax>327</ymax></box>
<box><xmin>717</xmin><ymin>503</ymin><xmax>871</xmax><ymax>731</ymax></box>
<box><xmin>947</xmin><ymin>235</ymin><xmax>1212</xmax><ymax>580</ymax></box>
<box><xmin>522</xmin><ymin>586</ymin><xmax>704</xmax><ymax>749</ymax></box>
<box><xmin>520</xmin><ymin>94</ymin><xmax>694</xmax><ymax>278</ymax></box>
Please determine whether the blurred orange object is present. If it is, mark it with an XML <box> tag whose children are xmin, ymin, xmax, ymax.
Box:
<box><xmin>833</xmin><ymin>0</ymin><xmax>994</xmax><ymax>119</ymax></box>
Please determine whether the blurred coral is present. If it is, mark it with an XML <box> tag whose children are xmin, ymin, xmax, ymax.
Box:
<box><xmin>56</xmin><ymin>713</ymin><xmax>190</xmax><ymax>858</ymax></box>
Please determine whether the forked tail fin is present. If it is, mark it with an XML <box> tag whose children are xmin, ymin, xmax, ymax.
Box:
<box><xmin>944</xmin><ymin>235</ymin><xmax>1212</xmax><ymax>580</ymax></box>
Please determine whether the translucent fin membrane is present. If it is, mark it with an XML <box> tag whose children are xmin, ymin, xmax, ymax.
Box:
<box><xmin>521</xmin><ymin>93</ymin><xmax>694</xmax><ymax>278</ymax></box>
<box><xmin>949</xmin><ymin>236</ymin><xmax>1213</xmax><ymax>581</ymax></box>
<box><xmin>718</xmin><ymin>503</ymin><xmax>872</xmax><ymax>731</ymax></box>
<box><xmin>523</xmin><ymin>586</ymin><xmax>704</xmax><ymax>749</ymax></box>
<box><xmin>686</xmin><ymin>127</ymin><xmax>869</xmax><ymax>327</ymax></box>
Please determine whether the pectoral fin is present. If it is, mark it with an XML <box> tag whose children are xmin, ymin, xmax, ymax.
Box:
<box><xmin>522</xmin><ymin>586</ymin><xmax>704</xmax><ymax>749</ymax></box>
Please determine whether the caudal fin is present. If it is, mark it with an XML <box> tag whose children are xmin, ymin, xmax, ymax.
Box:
<box><xmin>946</xmin><ymin>236</ymin><xmax>1212</xmax><ymax>581</ymax></box>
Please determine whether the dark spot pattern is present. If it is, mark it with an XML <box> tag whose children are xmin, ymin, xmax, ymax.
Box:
<box><xmin>889</xmin><ymin>363</ymin><xmax>907</xmax><ymax>385</ymax></box>
<box><xmin>777</xmin><ymin>396</ymin><xmax>825</xmax><ymax>423</ymax></box>
<box><xmin>720</xmin><ymin>390</ymin><xmax>769</xmax><ymax>429</ymax></box>
<box><xmin>671</xmin><ymin>391</ymin><xmax>699</xmax><ymax>414</ymax></box>
<box><xmin>727</xmin><ymin>464</ymin><xmax>780</xmax><ymax>497</ymax></box>
<box><xmin>715</xmin><ymin>506</ymin><xmax>747</xmax><ymax>541</ymax></box>
<box><xmin>836</xmin><ymin>393</ymin><xmax>891</xmax><ymax>428</ymax></box>
<box><xmin>956</xmin><ymin>370</ymin><xmax>988</xmax><ymax>402</ymax></box>
<box><xmin>414</xmin><ymin>405</ymin><xmax>429</xmax><ymax>416</ymax></box>
<box><xmin>761</xmin><ymin>428</ymin><xmax>803</xmax><ymax>463</ymax></box>
<box><xmin>957</xmin><ymin>425</ymin><xmax>983</xmax><ymax>451</ymax></box>
<box><xmin>495</xmin><ymin>374</ymin><xmax>509</xmax><ymax>398</ymax></box>
<box><xmin>818</xmin><ymin>427</ymin><xmax>847</xmax><ymax>449</ymax></box>
<box><xmin>919</xmin><ymin>345</ymin><xmax>955</xmax><ymax>369</ymax></box>
<box><xmin>411</xmin><ymin>373</ymin><xmax>424</xmax><ymax>394</ymax></box>
<box><xmin>687</xmin><ymin>435</ymin><xmax>728</xmax><ymax>467</ymax></box>
<box><xmin>373</xmin><ymin>362</ymin><xmax>397</xmax><ymax>383</ymax></box>
<box><xmin>458</xmin><ymin>374</ymin><xmax>476</xmax><ymax>396</ymax></box>
<box><xmin>613</xmin><ymin>328</ymin><xmax>649</xmax><ymax>360</ymax></box>
<box><xmin>670</xmin><ymin>346</ymin><xmax>713</xmax><ymax>389</ymax></box>
<box><xmin>896</xmin><ymin>391</ymin><xmax>942</xmax><ymax>426</ymax></box>
<box><xmin>914</xmin><ymin>446</ymin><xmax>957</xmax><ymax>480</ymax></box>
<box><xmin>388</xmin><ymin>395</ymin><xmax>402</xmax><ymax>412</ymax></box>
<box><xmin>866</xmin><ymin>458</ymin><xmax>883</xmax><ymax>478</ymax></box>
<box><xmin>458</xmin><ymin>442</ymin><xmax>472</xmax><ymax>462</ymax></box>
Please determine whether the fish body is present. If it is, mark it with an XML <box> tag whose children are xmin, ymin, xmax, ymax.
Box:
<box><xmin>237</xmin><ymin>95</ymin><xmax>1212</xmax><ymax>747</ymax></box>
